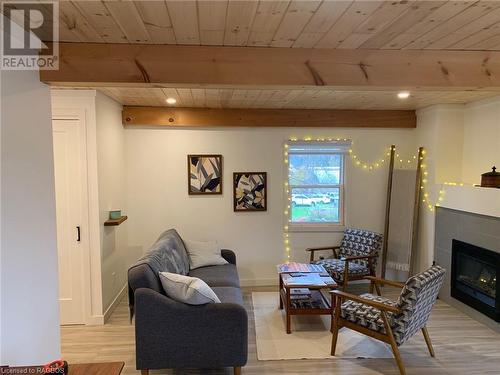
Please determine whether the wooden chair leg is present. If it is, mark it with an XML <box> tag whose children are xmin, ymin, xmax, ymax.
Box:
<box><xmin>421</xmin><ymin>326</ymin><xmax>435</xmax><ymax>357</ymax></box>
<box><xmin>141</xmin><ymin>370</ymin><xmax>149</xmax><ymax>375</ymax></box>
<box><xmin>331</xmin><ymin>296</ymin><xmax>341</xmax><ymax>356</ymax></box>
<box><xmin>234</xmin><ymin>366</ymin><xmax>241</xmax><ymax>375</ymax></box>
<box><xmin>342</xmin><ymin>264</ymin><xmax>349</xmax><ymax>291</ymax></box>
<box><xmin>381</xmin><ymin>311</ymin><xmax>406</xmax><ymax>375</ymax></box>
<box><xmin>369</xmin><ymin>265</ymin><xmax>381</xmax><ymax>295</ymax></box>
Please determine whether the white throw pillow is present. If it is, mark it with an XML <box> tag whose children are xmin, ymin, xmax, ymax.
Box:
<box><xmin>159</xmin><ymin>272</ymin><xmax>221</xmax><ymax>305</ymax></box>
<box><xmin>183</xmin><ymin>239</ymin><xmax>228</xmax><ymax>270</ymax></box>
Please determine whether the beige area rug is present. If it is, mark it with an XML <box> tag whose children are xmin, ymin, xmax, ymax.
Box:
<box><xmin>252</xmin><ymin>292</ymin><xmax>393</xmax><ymax>360</ymax></box>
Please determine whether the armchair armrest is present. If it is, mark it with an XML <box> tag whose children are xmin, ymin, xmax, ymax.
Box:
<box><xmin>340</xmin><ymin>254</ymin><xmax>378</xmax><ymax>262</ymax></box>
<box><xmin>306</xmin><ymin>246</ymin><xmax>340</xmax><ymax>262</ymax></box>
<box><xmin>134</xmin><ymin>288</ymin><xmax>247</xmax><ymax>369</ymax></box>
<box><xmin>330</xmin><ymin>290</ymin><xmax>401</xmax><ymax>314</ymax></box>
<box><xmin>221</xmin><ymin>249</ymin><xmax>237</xmax><ymax>265</ymax></box>
<box><xmin>364</xmin><ymin>276</ymin><xmax>405</xmax><ymax>289</ymax></box>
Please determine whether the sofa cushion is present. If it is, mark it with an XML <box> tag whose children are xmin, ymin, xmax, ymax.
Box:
<box><xmin>212</xmin><ymin>286</ymin><xmax>244</xmax><ymax>306</ymax></box>
<box><xmin>189</xmin><ymin>264</ymin><xmax>240</xmax><ymax>288</ymax></box>
<box><xmin>159</xmin><ymin>272</ymin><xmax>221</xmax><ymax>305</ymax></box>
<box><xmin>184</xmin><ymin>238</ymin><xmax>228</xmax><ymax>269</ymax></box>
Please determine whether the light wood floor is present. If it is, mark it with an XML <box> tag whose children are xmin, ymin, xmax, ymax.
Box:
<box><xmin>61</xmin><ymin>285</ymin><xmax>500</xmax><ymax>375</ymax></box>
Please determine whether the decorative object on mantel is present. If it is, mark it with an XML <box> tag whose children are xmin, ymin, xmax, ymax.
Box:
<box><xmin>188</xmin><ymin>154</ymin><xmax>223</xmax><ymax>195</ymax></box>
<box><xmin>109</xmin><ymin>209</ymin><xmax>122</xmax><ymax>220</ymax></box>
<box><xmin>104</xmin><ymin>215</ymin><xmax>128</xmax><ymax>226</ymax></box>
<box><xmin>481</xmin><ymin>166</ymin><xmax>500</xmax><ymax>188</ymax></box>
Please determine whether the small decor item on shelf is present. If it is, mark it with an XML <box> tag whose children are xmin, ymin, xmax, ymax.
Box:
<box><xmin>481</xmin><ymin>166</ymin><xmax>500</xmax><ymax>188</ymax></box>
<box><xmin>109</xmin><ymin>210</ymin><xmax>122</xmax><ymax>220</ymax></box>
<box><xmin>233</xmin><ymin>172</ymin><xmax>267</xmax><ymax>211</ymax></box>
<box><xmin>188</xmin><ymin>154</ymin><xmax>223</xmax><ymax>195</ymax></box>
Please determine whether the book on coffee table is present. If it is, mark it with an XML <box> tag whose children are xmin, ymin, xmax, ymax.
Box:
<box><xmin>290</xmin><ymin>288</ymin><xmax>312</xmax><ymax>300</ymax></box>
<box><xmin>277</xmin><ymin>262</ymin><xmax>326</xmax><ymax>273</ymax></box>
<box><xmin>282</xmin><ymin>273</ymin><xmax>327</xmax><ymax>286</ymax></box>
<box><xmin>290</xmin><ymin>288</ymin><xmax>311</xmax><ymax>295</ymax></box>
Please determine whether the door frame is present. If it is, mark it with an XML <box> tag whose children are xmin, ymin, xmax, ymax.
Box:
<box><xmin>52</xmin><ymin>90</ymin><xmax>104</xmax><ymax>325</ymax></box>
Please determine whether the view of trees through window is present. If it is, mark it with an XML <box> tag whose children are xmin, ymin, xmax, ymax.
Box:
<box><xmin>289</xmin><ymin>154</ymin><xmax>342</xmax><ymax>223</ymax></box>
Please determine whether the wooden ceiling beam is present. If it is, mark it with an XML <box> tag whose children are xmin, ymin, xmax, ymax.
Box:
<box><xmin>122</xmin><ymin>106</ymin><xmax>416</xmax><ymax>128</ymax></box>
<box><xmin>41</xmin><ymin>42</ymin><xmax>500</xmax><ymax>89</ymax></box>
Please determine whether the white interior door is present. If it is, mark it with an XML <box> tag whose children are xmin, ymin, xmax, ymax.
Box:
<box><xmin>53</xmin><ymin>119</ymin><xmax>86</xmax><ymax>325</ymax></box>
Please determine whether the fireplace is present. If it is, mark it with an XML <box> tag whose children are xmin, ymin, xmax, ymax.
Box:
<box><xmin>451</xmin><ymin>239</ymin><xmax>500</xmax><ymax>322</ymax></box>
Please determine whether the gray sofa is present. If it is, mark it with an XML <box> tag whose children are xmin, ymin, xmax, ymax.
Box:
<box><xmin>128</xmin><ymin>229</ymin><xmax>248</xmax><ymax>375</ymax></box>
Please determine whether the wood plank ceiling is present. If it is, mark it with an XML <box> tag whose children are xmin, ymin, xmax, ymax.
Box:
<box><xmin>39</xmin><ymin>1</ymin><xmax>500</xmax><ymax>109</ymax></box>
<box><xmin>94</xmin><ymin>87</ymin><xmax>500</xmax><ymax>110</ymax></box>
<box><xmin>58</xmin><ymin>1</ymin><xmax>500</xmax><ymax>50</ymax></box>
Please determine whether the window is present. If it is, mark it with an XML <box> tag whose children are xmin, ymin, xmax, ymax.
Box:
<box><xmin>287</xmin><ymin>142</ymin><xmax>347</xmax><ymax>228</ymax></box>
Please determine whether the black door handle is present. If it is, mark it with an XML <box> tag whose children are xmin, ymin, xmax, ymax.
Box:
<box><xmin>76</xmin><ymin>226</ymin><xmax>81</xmax><ymax>242</ymax></box>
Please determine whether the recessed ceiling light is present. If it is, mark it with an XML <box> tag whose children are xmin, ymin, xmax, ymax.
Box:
<box><xmin>397</xmin><ymin>91</ymin><xmax>410</xmax><ymax>99</ymax></box>
<box><xmin>166</xmin><ymin>97</ymin><xmax>177</xmax><ymax>104</ymax></box>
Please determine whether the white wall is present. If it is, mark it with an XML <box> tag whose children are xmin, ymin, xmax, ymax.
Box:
<box><xmin>95</xmin><ymin>93</ymin><xmax>137</xmax><ymax>312</ymax></box>
<box><xmin>1</xmin><ymin>70</ymin><xmax>60</xmax><ymax>364</ymax></box>
<box><xmin>463</xmin><ymin>97</ymin><xmax>500</xmax><ymax>184</ymax></box>
<box><xmin>415</xmin><ymin>98</ymin><xmax>500</xmax><ymax>272</ymax></box>
<box><xmin>125</xmin><ymin>127</ymin><xmax>415</xmax><ymax>285</ymax></box>
<box><xmin>415</xmin><ymin>105</ymin><xmax>465</xmax><ymax>272</ymax></box>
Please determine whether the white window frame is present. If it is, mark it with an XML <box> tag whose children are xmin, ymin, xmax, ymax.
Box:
<box><xmin>286</xmin><ymin>141</ymin><xmax>348</xmax><ymax>232</ymax></box>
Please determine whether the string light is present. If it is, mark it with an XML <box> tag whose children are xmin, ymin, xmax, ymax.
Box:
<box><xmin>283</xmin><ymin>142</ymin><xmax>291</xmax><ymax>262</ymax></box>
<box><xmin>348</xmin><ymin>144</ymin><xmax>417</xmax><ymax>171</ymax></box>
<box><xmin>418</xmin><ymin>149</ymin><xmax>437</xmax><ymax>212</ymax></box>
<box><xmin>417</xmin><ymin>148</ymin><xmax>476</xmax><ymax>213</ymax></box>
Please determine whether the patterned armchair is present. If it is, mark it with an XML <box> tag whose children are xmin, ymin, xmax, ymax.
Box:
<box><xmin>307</xmin><ymin>227</ymin><xmax>383</xmax><ymax>291</ymax></box>
<box><xmin>330</xmin><ymin>265</ymin><xmax>446</xmax><ymax>375</ymax></box>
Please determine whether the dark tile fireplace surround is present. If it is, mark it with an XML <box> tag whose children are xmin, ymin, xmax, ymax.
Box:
<box><xmin>435</xmin><ymin>207</ymin><xmax>500</xmax><ymax>330</ymax></box>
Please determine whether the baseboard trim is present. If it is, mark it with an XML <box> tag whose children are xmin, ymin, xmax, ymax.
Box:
<box><xmin>85</xmin><ymin>314</ymin><xmax>105</xmax><ymax>325</ymax></box>
<box><xmin>240</xmin><ymin>278</ymin><xmax>278</xmax><ymax>287</ymax></box>
<box><xmin>103</xmin><ymin>283</ymin><xmax>127</xmax><ymax>323</ymax></box>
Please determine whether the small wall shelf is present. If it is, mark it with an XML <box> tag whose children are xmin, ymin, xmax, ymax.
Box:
<box><xmin>104</xmin><ymin>216</ymin><xmax>128</xmax><ymax>226</ymax></box>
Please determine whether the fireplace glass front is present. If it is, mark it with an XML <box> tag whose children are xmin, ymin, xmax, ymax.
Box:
<box><xmin>451</xmin><ymin>240</ymin><xmax>500</xmax><ymax>322</ymax></box>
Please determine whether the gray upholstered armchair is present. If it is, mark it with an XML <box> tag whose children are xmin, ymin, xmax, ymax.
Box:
<box><xmin>330</xmin><ymin>265</ymin><xmax>446</xmax><ymax>375</ymax></box>
<box><xmin>307</xmin><ymin>227</ymin><xmax>383</xmax><ymax>291</ymax></box>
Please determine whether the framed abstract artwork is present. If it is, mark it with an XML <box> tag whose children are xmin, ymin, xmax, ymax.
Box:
<box><xmin>188</xmin><ymin>154</ymin><xmax>223</xmax><ymax>195</ymax></box>
<box><xmin>233</xmin><ymin>172</ymin><xmax>267</xmax><ymax>212</ymax></box>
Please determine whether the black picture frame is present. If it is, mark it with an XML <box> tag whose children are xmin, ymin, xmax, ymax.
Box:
<box><xmin>188</xmin><ymin>154</ymin><xmax>223</xmax><ymax>195</ymax></box>
<box><xmin>233</xmin><ymin>172</ymin><xmax>267</xmax><ymax>212</ymax></box>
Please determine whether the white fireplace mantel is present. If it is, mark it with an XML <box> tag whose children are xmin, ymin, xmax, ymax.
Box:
<box><xmin>439</xmin><ymin>185</ymin><xmax>500</xmax><ymax>218</ymax></box>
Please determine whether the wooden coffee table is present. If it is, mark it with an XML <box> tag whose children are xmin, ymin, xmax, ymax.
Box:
<box><xmin>278</xmin><ymin>264</ymin><xmax>337</xmax><ymax>334</ymax></box>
